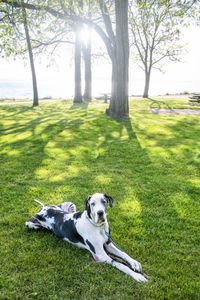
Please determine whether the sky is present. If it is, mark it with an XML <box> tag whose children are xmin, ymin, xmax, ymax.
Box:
<box><xmin>0</xmin><ymin>25</ymin><xmax>200</xmax><ymax>98</ymax></box>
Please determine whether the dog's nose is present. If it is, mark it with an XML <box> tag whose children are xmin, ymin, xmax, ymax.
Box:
<box><xmin>97</xmin><ymin>210</ymin><xmax>104</xmax><ymax>218</ymax></box>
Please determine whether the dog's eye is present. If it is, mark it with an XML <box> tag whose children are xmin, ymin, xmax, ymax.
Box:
<box><xmin>101</xmin><ymin>200</ymin><xmax>106</xmax><ymax>205</ymax></box>
<box><xmin>91</xmin><ymin>202</ymin><xmax>95</xmax><ymax>207</ymax></box>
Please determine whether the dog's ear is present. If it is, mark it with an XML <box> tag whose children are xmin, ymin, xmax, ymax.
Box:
<box><xmin>84</xmin><ymin>196</ymin><xmax>91</xmax><ymax>210</ymax></box>
<box><xmin>84</xmin><ymin>196</ymin><xmax>92</xmax><ymax>218</ymax></box>
<box><xmin>104</xmin><ymin>194</ymin><xmax>114</xmax><ymax>208</ymax></box>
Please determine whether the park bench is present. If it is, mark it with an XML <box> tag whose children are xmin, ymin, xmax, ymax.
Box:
<box><xmin>189</xmin><ymin>93</ymin><xmax>200</xmax><ymax>103</ymax></box>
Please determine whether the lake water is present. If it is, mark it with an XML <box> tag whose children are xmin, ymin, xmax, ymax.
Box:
<box><xmin>0</xmin><ymin>77</ymin><xmax>199</xmax><ymax>99</ymax></box>
<box><xmin>0</xmin><ymin>78</ymin><xmax>74</xmax><ymax>99</ymax></box>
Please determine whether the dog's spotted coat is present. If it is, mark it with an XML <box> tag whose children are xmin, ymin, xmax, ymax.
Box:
<box><xmin>26</xmin><ymin>193</ymin><xmax>148</xmax><ymax>283</ymax></box>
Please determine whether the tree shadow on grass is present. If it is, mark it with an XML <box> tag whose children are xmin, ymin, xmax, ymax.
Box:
<box><xmin>0</xmin><ymin>103</ymin><xmax>199</xmax><ymax>298</ymax></box>
<box><xmin>69</xmin><ymin>100</ymin><xmax>89</xmax><ymax>111</ymax></box>
<box><xmin>0</xmin><ymin>104</ymin><xmax>34</xmax><ymax>114</ymax></box>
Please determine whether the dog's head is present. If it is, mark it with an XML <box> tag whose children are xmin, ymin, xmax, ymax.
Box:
<box><xmin>84</xmin><ymin>193</ymin><xmax>114</xmax><ymax>225</ymax></box>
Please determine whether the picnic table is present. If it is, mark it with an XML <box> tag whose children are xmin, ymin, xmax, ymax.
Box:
<box><xmin>189</xmin><ymin>93</ymin><xmax>200</xmax><ymax>103</ymax></box>
<box><xmin>95</xmin><ymin>93</ymin><xmax>111</xmax><ymax>103</ymax></box>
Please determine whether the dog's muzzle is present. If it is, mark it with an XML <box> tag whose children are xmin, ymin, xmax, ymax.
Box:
<box><xmin>97</xmin><ymin>210</ymin><xmax>105</xmax><ymax>224</ymax></box>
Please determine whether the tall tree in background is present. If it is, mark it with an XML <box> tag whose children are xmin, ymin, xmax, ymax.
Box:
<box><xmin>22</xmin><ymin>5</ymin><xmax>39</xmax><ymax>106</ymax></box>
<box><xmin>129</xmin><ymin>0</ymin><xmax>196</xmax><ymax>98</ymax></box>
<box><xmin>98</xmin><ymin>0</ymin><xmax>129</xmax><ymax>117</ymax></box>
<box><xmin>74</xmin><ymin>22</ymin><xmax>83</xmax><ymax>103</ymax></box>
<box><xmin>81</xmin><ymin>0</ymin><xmax>93</xmax><ymax>101</ymax></box>
<box><xmin>74</xmin><ymin>0</ymin><xmax>93</xmax><ymax>102</ymax></box>
<box><xmin>82</xmin><ymin>25</ymin><xmax>92</xmax><ymax>101</ymax></box>
<box><xmin>0</xmin><ymin>2</ymin><xmax>39</xmax><ymax>105</ymax></box>
<box><xmin>111</xmin><ymin>0</ymin><xmax>129</xmax><ymax>117</ymax></box>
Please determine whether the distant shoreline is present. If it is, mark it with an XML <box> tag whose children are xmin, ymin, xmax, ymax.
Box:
<box><xmin>0</xmin><ymin>93</ymin><xmax>197</xmax><ymax>106</ymax></box>
<box><xmin>0</xmin><ymin>76</ymin><xmax>200</xmax><ymax>100</ymax></box>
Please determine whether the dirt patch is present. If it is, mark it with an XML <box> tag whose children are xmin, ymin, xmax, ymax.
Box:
<box><xmin>149</xmin><ymin>108</ymin><xmax>200</xmax><ymax>115</ymax></box>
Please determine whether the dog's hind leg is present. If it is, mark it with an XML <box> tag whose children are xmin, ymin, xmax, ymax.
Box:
<box><xmin>57</xmin><ymin>202</ymin><xmax>76</xmax><ymax>213</ymax></box>
<box><xmin>25</xmin><ymin>216</ymin><xmax>43</xmax><ymax>230</ymax></box>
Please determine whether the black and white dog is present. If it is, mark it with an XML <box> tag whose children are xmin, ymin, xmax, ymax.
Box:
<box><xmin>26</xmin><ymin>193</ymin><xmax>148</xmax><ymax>283</ymax></box>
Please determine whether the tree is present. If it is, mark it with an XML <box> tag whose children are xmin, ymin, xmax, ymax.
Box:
<box><xmin>78</xmin><ymin>1</ymin><xmax>92</xmax><ymax>101</ymax></box>
<box><xmin>110</xmin><ymin>0</ymin><xmax>129</xmax><ymax>117</ymax></box>
<box><xmin>82</xmin><ymin>25</ymin><xmax>92</xmax><ymax>101</ymax></box>
<box><xmin>22</xmin><ymin>4</ymin><xmax>39</xmax><ymax>106</ymax></box>
<box><xmin>1</xmin><ymin>0</ymin><xmax>129</xmax><ymax>117</ymax></box>
<box><xmin>0</xmin><ymin>2</ymin><xmax>39</xmax><ymax>105</ymax></box>
<box><xmin>129</xmin><ymin>0</ymin><xmax>197</xmax><ymax>98</ymax></box>
<box><xmin>24</xmin><ymin>1</ymin><xmax>92</xmax><ymax>104</ymax></box>
<box><xmin>74</xmin><ymin>0</ymin><xmax>92</xmax><ymax>103</ymax></box>
<box><xmin>74</xmin><ymin>22</ymin><xmax>83</xmax><ymax>103</ymax></box>
<box><xmin>97</xmin><ymin>0</ymin><xmax>129</xmax><ymax>117</ymax></box>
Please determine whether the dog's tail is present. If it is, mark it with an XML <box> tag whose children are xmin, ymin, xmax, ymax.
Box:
<box><xmin>34</xmin><ymin>199</ymin><xmax>45</xmax><ymax>207</ymax></box>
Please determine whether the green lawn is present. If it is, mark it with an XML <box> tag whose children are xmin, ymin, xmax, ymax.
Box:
<box><xmin>0</xmin><ymin>98</ymin><xmax>199</xmax><ymax>299</ymax></box>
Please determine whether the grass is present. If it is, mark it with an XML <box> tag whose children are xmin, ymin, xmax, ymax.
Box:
<box><xmin>0</xmin><ymin>97</ymin><xmax>199</xmax><ymax>299</ymax></box>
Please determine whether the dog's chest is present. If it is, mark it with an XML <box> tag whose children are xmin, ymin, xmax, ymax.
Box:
<box><xmin>97</xmin><ymin>226</ymin><xmax>107</xmax><ymax>242</ymax></box>
<box><xmin>76</xmin><ymin>217</ymin><xmax>109</xmax><ymax>244</ymax></box>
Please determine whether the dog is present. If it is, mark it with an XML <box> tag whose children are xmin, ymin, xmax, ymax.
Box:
<box><xmin>25</xmin><ymin>193</ymin><xmax>148</xmax><ymax>283</ymax></box>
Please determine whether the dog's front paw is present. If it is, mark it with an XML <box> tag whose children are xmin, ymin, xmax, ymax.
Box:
<box><xmin>133</xmin><ymin>272</ymin><xmax>148</xmax><ymax>283</ymax></box>
<box><xmin>130</xmin><ymin>259</ymin><xmax>142</xmax><ymax>272</ymax></box>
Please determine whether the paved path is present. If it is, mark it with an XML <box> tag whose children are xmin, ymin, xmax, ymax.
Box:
<box><xmin>149</xmin><ymin>108</ymin><xmax>200</xmax><ymax>115</ymax></box>
<box><xmin>0</xmin><ymin>99</ymin><xmax>58</xmax><ymax>105</ymax></box>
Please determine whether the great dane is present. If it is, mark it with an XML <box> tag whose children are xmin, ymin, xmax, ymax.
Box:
<box><xmin>26</xmin><ymin>193</ymin><xmax>148</xmax><ymax>283</ymax></box>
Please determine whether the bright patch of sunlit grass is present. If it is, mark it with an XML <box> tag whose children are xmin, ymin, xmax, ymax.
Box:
<box><xmin>0</xmin><ymin>98</ymin><xmax>199</xmax><ymax>299</ymax></box>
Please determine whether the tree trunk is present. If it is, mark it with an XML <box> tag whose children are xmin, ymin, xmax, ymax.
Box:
<box><xmin>74</xmin><ymin>24</ymin><xmax>83</xmax><ymax>103</ymax></box>
<box><xmin>143</xmin><ymin>69</ymin><xmax>151</xmax><ymax>98</ymax></box>
<box><xmin>106</xmin><ymin>0</ymin><xmax>129</xmax><ymax>118</ymax></box>
<box><xmin>83</xmin><ymin>27</ymin><xmax>92</xmax><ymax>101</ymax></box>
<box><xmin>22</xmin><ymin>6</ymin><xmax>39</xmax><ymax>107</ymax></box>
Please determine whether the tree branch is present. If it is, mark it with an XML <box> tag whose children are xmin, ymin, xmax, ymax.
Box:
<box><xmin>1</xmin><ymin>0</ymin><xmax>114</xmax><ymax>59</ymax></box>
<box><xmin>98</xmin><ymin>0</ymin><xmax>115</xmax><ymax>47</ymax></box>
<box><xmin>130</xmin><ymin>27</ymin><xmax>145</xmax><ymax>65</ymax></box>
<box><xmin>31</xmin><ymin>39</ymin><xmax>74</xmax><ymax>48</ymax></box>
